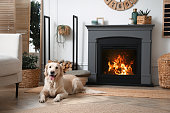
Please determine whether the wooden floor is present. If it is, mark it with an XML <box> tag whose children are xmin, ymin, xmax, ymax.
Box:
<box><xmin>0</xmin><ymin>85</ymin><xmax>170</xmax><ymax>113</ymax></box>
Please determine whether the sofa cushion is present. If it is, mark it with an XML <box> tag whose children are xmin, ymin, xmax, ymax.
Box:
<box><xmin>0</xmin><ymin>54</ymin><xmax>21</xmax><ymax>77</ymax></box>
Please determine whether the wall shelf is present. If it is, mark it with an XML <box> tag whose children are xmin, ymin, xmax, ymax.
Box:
<box><xmin>163</xmin><ymin>0</ymin><xmax>170</xmax><ymax>38</ymax></box>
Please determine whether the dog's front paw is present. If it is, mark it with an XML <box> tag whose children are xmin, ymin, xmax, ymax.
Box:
<box><xmin>53</xmin><ymin>95</ymin><xmax>61</xmax><ymax>102</ymax></box>
<box><xmin>39</xmin><ymin>96</ymin><xmax>46</xmax><ymax>103</ymax></box>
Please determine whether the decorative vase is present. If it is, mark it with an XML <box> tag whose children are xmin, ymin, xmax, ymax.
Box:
<box><xmin>91</xmin><ymin>20</ymin><xmax>98</xmax><ymax>25</ymax></box>
<box><xmin>132</xmin><ymin>8</ymin><xmax>138</xmax><ymax>24</ymax></box>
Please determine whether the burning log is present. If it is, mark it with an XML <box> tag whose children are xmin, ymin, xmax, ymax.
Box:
<box><xmin>107</xmin><ymin>54</ymin><xmax>134</xmax><ymax>75</ymax></box>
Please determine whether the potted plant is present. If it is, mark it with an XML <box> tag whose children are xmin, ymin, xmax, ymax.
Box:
<box><xmin>137</xmin><ymin>9</ymin><xmax>152</xmax><ymax>24</ymax></box>
<box><xmin>56</xmin><ymin>25</ymin><xmax>71</xmax><ymax>43</ymax></box>
<box><xmin>57</xmin><ymin>25</ymin><xmax>70</xmax><ymax>36</ymax></box>
<box><xmin>19</xmin><ymin>52</ymin><xmax>40</xmax><ymax>88</ymax></box>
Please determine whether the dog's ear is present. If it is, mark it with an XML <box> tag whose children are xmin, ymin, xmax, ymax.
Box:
<box><xmin>59</xmin><ymin>64</ymin><xmax>64</xmax><ymax>77</ymax></box>
<box><xmin>44</xmin><ymin>64</ymin><xmax>49</xmax><ymax>77</ymax></box>
<box><xmin>48</xmin><ymin>60</ymin><xmax>52</xmax><ymax>63</ymax></box>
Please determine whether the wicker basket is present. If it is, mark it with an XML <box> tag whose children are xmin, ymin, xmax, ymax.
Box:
<box><xmin>158</xmin><ymin>53</ymin><xmax>170</xmax><ymax>88</ymax></box>
<box><xmin>58</xmin><ymin>25</ymin><xmax>70</xmax><ymax>36</ymax></box>
<box><xmin>19</xmin><ymin>69</ymin><xmax>40</xmax><ymax>88</ymax></box>
<box><xmin>137</xmin><ymin>16</ymin><xmax>152</xmax><ymax>25</ymax></box>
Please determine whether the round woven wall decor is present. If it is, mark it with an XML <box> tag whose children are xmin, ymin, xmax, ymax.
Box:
<box><xmin>104</xmin><ymin>0</ymin><xmax>137</xmax><ymax>11</ymax></box>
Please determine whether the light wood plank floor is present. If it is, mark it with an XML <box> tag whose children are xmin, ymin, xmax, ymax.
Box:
<box><xmin>0</xmin><ymin>85</ymin><xmax>170</xmax><ymax>113</ymax></box>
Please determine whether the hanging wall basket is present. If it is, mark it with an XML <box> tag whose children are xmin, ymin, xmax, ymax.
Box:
<box><xmin>57</xmin><ymin>25</ymin><xmax>71</xmax><ymax>36</ymax></box>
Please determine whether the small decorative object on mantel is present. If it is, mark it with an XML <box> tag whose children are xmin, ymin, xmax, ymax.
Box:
<box><xmin>132</xmin><ymin>8</ymin><xmax>138</xmax><ymax>24</ymax></box>
<box><xmin>91</xmin><ymin>20</ymin><xmax>98</xmax><ymax>25</ymax></box>
<box><xmin>97</xmin><ymin>17</ymin><xmax>104</xmax><ymax>25</ymax></box>
<box><xmin>137</xmin><ymin>9</ymin><xmax>152</xmax><ymax>24</ymax></box>
<box><xmin>56</xmin><ymin>25</ymin><xmax>71</xmax><ymax>45</ymax></box>
<box><xmin>128</xmin><ymin>18</ymin><xmax>134</xmax><ymax>25</ymax></box>
<box><xmin>104</xmin><ymin>0</ymin><xmax>138</xmax><ymax>11</ymax></box>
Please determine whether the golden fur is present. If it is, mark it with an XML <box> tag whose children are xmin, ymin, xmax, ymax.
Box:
<box><xmin>39</xmin><ymin>62</ymin><xmax>84</xmax><ymax>103</ymax></box>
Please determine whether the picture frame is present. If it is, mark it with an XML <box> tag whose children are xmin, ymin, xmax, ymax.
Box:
<box><xmin>97</xmin><ymin>17</ymin><xmax>104</xmax><ymax>25</ymax></box>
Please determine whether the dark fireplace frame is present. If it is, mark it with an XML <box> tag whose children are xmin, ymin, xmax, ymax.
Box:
<box><xmin>86</xmin><ymin>25</ymin><xmax>155</xmax><ymax>86</ymax></box>
<box><xmin>97</xmin><ymin>37</ymin><xmax>141</xmax><ymax>85</ymax></box>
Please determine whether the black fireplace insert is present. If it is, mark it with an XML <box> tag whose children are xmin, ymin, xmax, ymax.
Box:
<box><xmin>97</xmin><ymin>37</ymin><xmax>141</xmax><ymax>85</ymax></box>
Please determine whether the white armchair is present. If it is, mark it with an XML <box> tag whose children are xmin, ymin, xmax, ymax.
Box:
<box><xmin>0</xmin><ymin>34</ymin><xmax>22</xmax><ymax>98</ymax></box>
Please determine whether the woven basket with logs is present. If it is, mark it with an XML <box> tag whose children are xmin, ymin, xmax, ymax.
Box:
<box><xmin>158</xmin><ymin>53</ymin><xmax>170</xmax><ymax>88</ymax></box>
<box><xmin>19</xmin><ymin>69</ymin><xmax>40</xmax><ymax>88</ymax></box>
<box><xmin>59</xmin><ymin>60</ymin><xmax>73</xmax><ymax>73</ymax></box>
<box><xmin>48</xmin><ymin>60</ymin><xmax>73</xmax><ymax>73</ymax></box>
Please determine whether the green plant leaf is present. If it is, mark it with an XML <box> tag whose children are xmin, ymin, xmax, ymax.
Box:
<box><xmin>138</xmin><ymin>9</ymin><xmax>151</xmax><ymax>16</ymax></box>
<box><xmin>22</xmin><ymin>52</ymin><xmax>38</xmax><ymax>70</ymax></box>
<box><xmin>30</xmin><ymin>1</ymin><xmax>40</xmax><ymax>51</ymax></box>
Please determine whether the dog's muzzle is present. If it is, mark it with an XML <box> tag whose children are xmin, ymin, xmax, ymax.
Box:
<box><xmin>50</xmin><ymin>71</ymin><xmax>55</xmax><ymax>75</ymax></box>
<box><xmin>49</xmin><ymin>71</ymin><xmax>56</xmax><ymax>80</ymax></box>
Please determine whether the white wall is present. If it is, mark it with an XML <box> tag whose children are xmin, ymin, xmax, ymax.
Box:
<box><xmin>47</xmin><ymin>0</ymin><xmax>170</xmax><ymax>85</ymax></box>
<box><xmin>43</xmin><ymin>0</ymin><xmax>58</xmax><ymax>62</ymax></box>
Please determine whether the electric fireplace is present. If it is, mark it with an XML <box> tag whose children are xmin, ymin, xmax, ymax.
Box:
<box><xmin>104</xmin><ymin>49</ymin><xmax>136</xmax><ymax>75</ymax></box>
<box><xmin>97</xmin><ymin>37</ymin><xmax>141</xmax><ymax>85</ymax></box>
<box><xmin>86</xmin><ymin>25</ymin><xmax>154</xmax><ymax>86</ymax></box>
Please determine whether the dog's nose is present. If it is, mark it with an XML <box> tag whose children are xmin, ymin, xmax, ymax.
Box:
<box><xmin>50</xmin><ymin>71</ymin><xmax>55</xmax><ymax>75</ymax></box>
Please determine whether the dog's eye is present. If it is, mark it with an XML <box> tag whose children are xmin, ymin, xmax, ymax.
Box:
<box><xmin>56</xmin><ymin>67</ymin><xmax>58</xmax><ymax>69</ymax></box>
<box><xmin>49</xmin><ymin>66</ymin><xmax>51</xmax><ymax>68</ymax></box>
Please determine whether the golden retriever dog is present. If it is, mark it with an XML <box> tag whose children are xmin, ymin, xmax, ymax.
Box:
<box><xmin>39</xmin><ymin>62</ymin><xmax>104</xmax><ymax>103</ymax></box>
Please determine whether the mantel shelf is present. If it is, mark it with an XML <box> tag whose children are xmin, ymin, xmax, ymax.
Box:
<box><xmin>86</xmin><ymin>24</ymin><xmax>155</xmax><ymax>31</ymax></box>
<box><xmin>86</xmin><ymin>24</ymin><xmax>155</xmax><ymax>27</ymax></box>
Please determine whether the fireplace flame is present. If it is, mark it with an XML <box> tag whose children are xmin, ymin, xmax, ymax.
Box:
<box><xmin>107</xmin><ymin>55</ymin><xmax>134</xmax><ymax>75</ymax></box>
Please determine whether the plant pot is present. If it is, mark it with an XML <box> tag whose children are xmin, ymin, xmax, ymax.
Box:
<box><xmin>137</xmin><ymin>16</ymin><xmax>152</xmax><ymax>25</ymax></box>
<box><xmin>58</xmin><ymin>25</ymin><xmax>70</xmax><ymax>36</ymax></box>
<box><xmin>19</xmin><ymin>69</ymin><xmax>40</xmax><ymax>88</ymax></box>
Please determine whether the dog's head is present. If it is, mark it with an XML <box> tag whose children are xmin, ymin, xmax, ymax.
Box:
<box><xmin>44</xmin><ymin>62</ymin><xmax>63</xmax><ymax>81</ymax></box>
